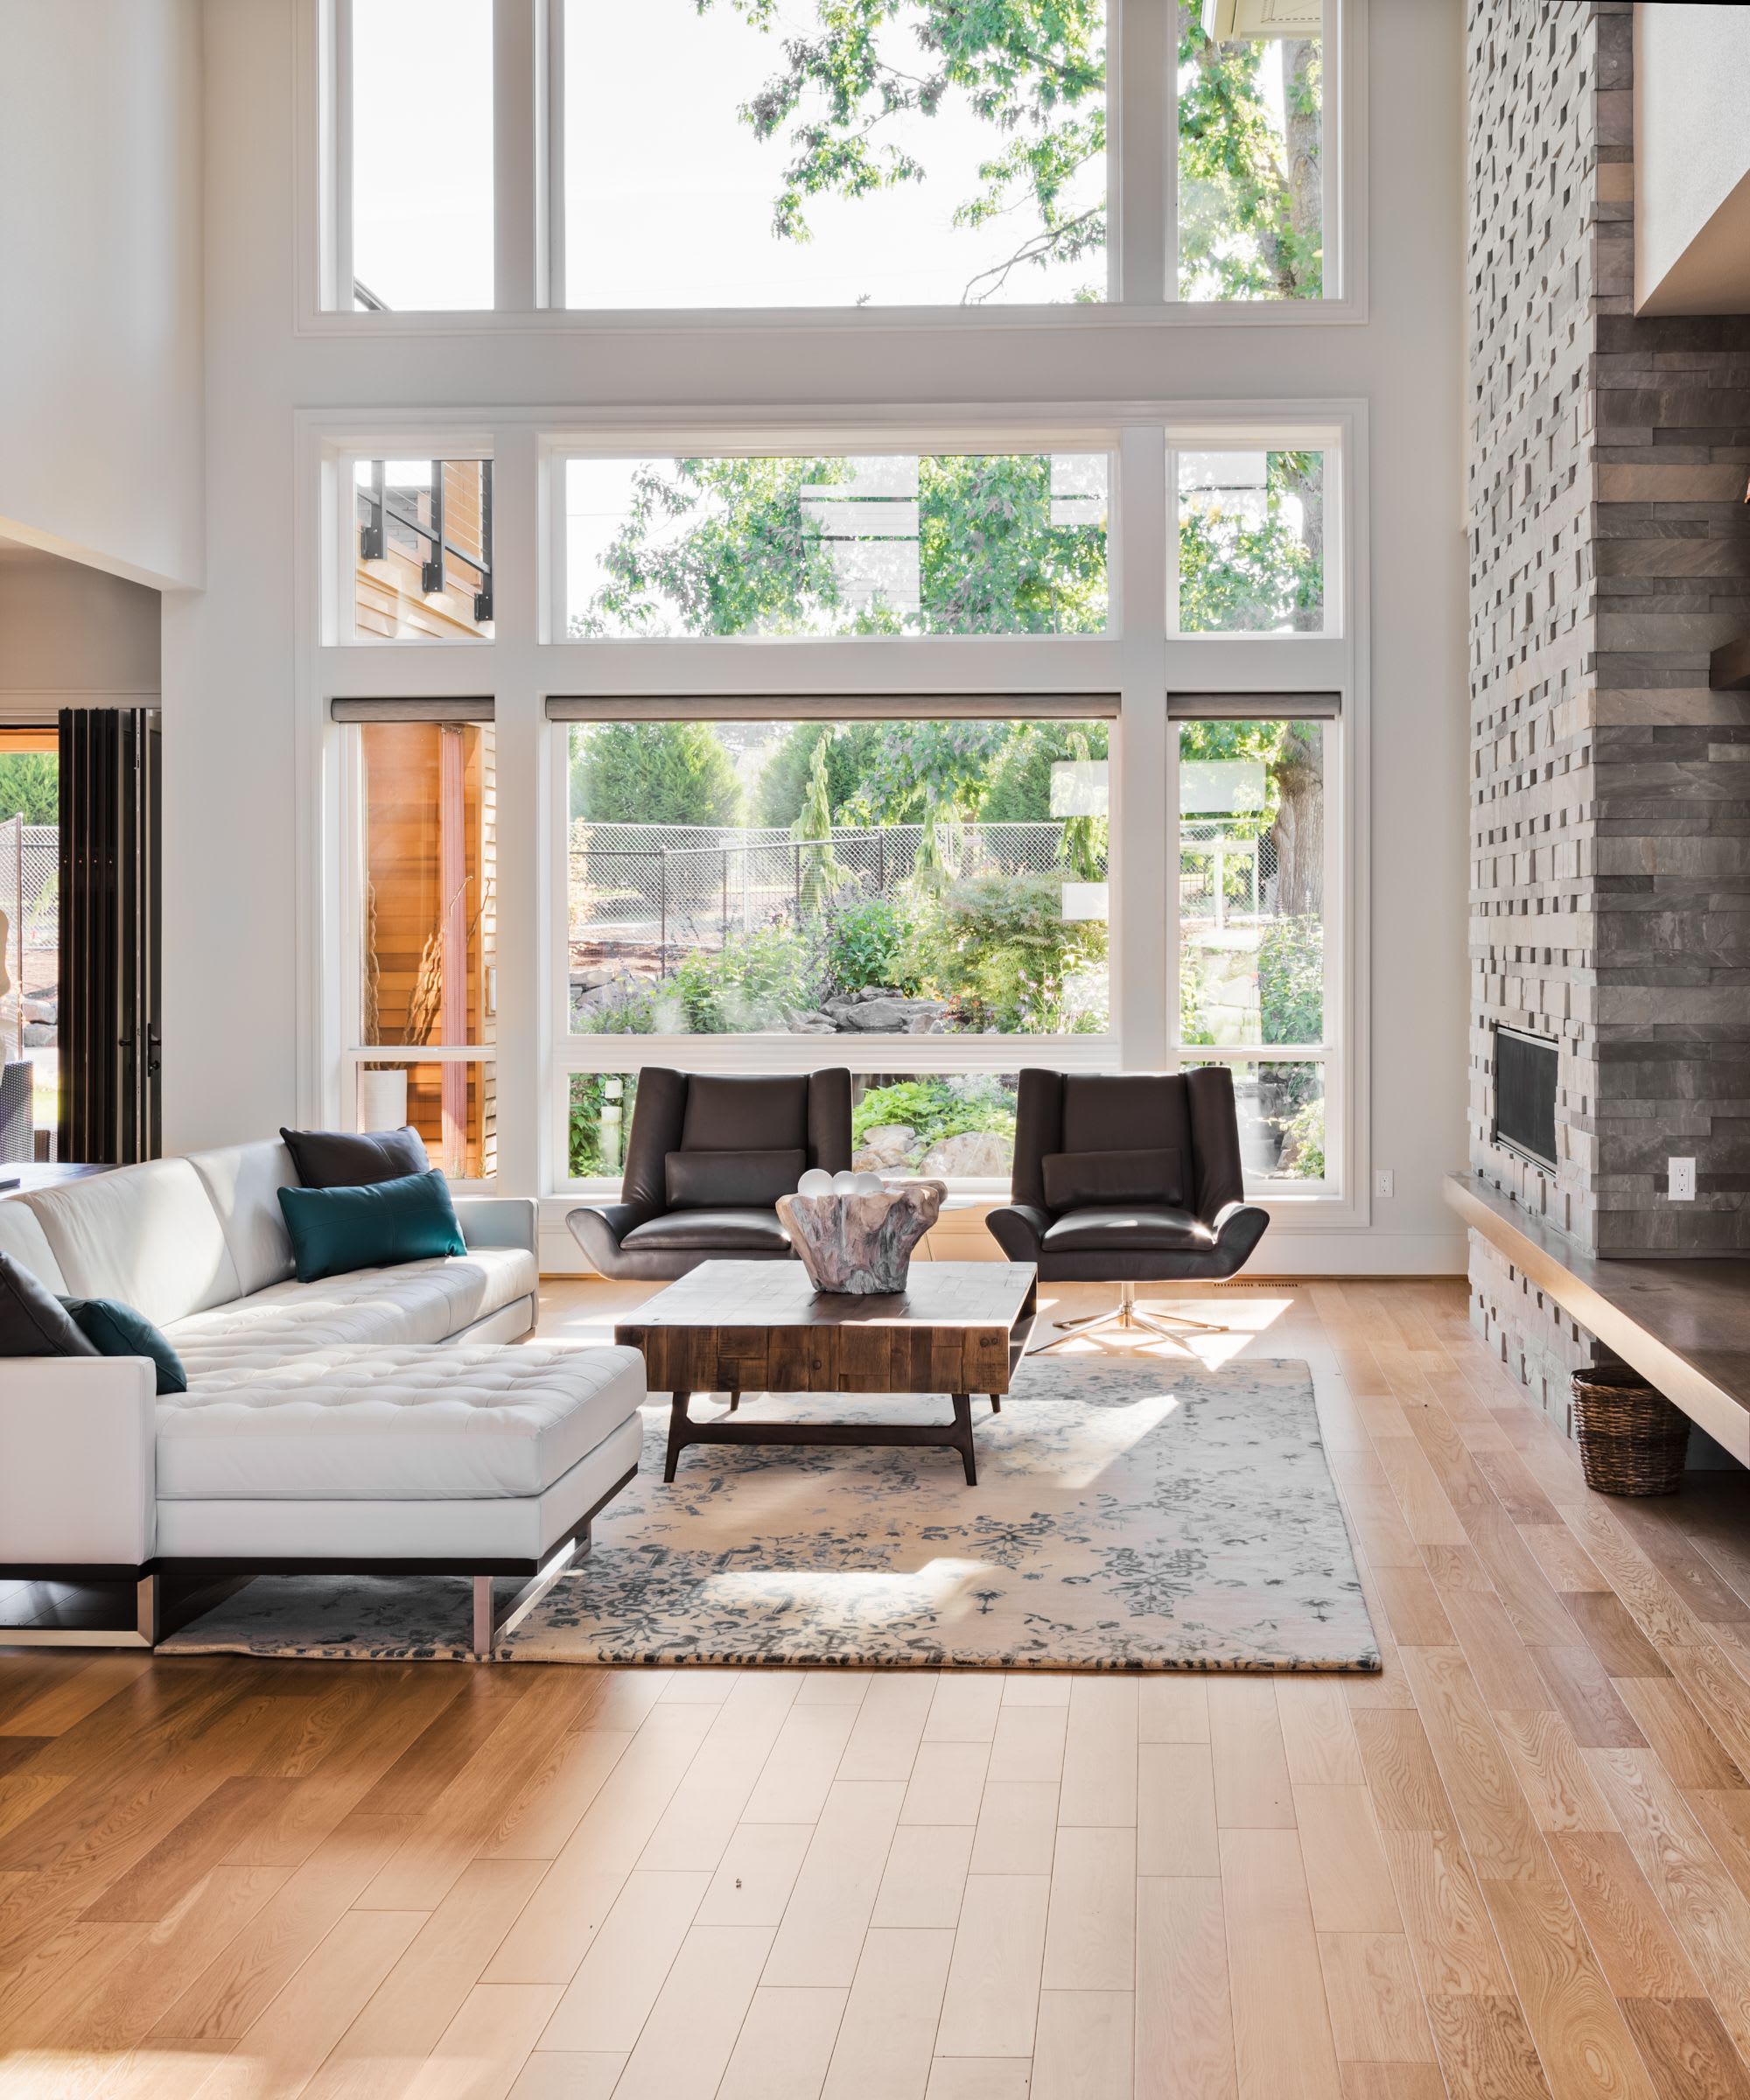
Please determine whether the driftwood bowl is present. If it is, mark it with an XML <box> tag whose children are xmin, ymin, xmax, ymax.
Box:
<box><xmin>776</xmin><ymin>1180</ymin><xmax>948</xmax><ymax>1294</ymax></box>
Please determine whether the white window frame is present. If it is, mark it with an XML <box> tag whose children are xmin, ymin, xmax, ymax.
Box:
<box><xmin>295</xmin><ymin>400</ymin><xmax>1368</xmax><ymax>1232</ymax></box>
<box><xmin>298</xmin><ymin>0</ymin><xmax>1366</xmax><ymax>330</ymax></box>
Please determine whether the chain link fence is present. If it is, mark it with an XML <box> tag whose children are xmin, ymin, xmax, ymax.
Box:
<box><xmin>570</xmin><ymin>818</ymin><xmax>1105</xmax><ymax>964</ymax></box>
<box><xmin>1179</xmin><ymin>821</ymin><xmax>1278</xmax><ymax>922</ymax></box>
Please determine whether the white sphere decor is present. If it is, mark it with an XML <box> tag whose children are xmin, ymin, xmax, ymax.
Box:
<box><xmin>830</xmin><ymin>1170</ymin><xmax>860</xmax><ymax>1193</ymax></box>
<box><xmin>796</xmin><ymin>1167</ymin><xmax>836</xmax><ymax>1197</ymax></box>
<box><xmin>777</xmin><ymin>1178</ymin><xmax>948</xmax><ymax>1294</ymax></box>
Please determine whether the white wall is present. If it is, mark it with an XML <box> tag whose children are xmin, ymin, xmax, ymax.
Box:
<box><xmin>1634</xmin><ymin>3</ymin><xmax>1750</xmax><ymax>315</ymax></box>
<box><xmin>0</xmin><ymin>0</ymin><xmax>204</xmax><ymax>589</ymax></box>
<box><xmin>0</xmin><ymin>551</ymin><xmax>161</xmax><ymax>717</ymax></box>
<box><xmin>165</xmin><ymin>0</ymin><xmax>1469</xmax><ymax>1273</ymax></box>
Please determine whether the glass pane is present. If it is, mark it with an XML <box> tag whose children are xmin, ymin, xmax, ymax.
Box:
<box><xmin>567</xmin><ymin>455</ymin><xmax>1107</xmax><ymax>638</ymax></box>
<box><xmin>1178</xmin><ymin>719</ymin><xmax>1325</xmax><ymax>1048</ymax></box>
<box><xmin>0</xmin><ymin>741</ymin><xmax>60</xmax><ymax>1146</ymax></box>
<box><xmin>1186</xmin><ymin>1060</ymin><xmax>1325</xmax><ymax>1182</ymax></box>
<box><xmin>360</xmin><ymin>1060</ymin><xmax>495</xmax><ymax>1179</ymax></box>
<box><xmin>1177</xmin><ymin>5</ymin><xmax>1323</xmax><ymax>303</ymax></box>
<box><xmin>568</xmin><ymin>718</ymin><xmax>1111</xmax><ymax>1037</ymax></box>
<box><xmin>353</xmin><ymin>458</ymin><xmax>494</xmax><ymax>641</ymax></box>
<box><xmin>351</xmin><ymin>0</ymin><xmax>494</xmax><ymax>312</ymax></box>
<box><xmin>360</xmin><ymin>721</ymin><xmax>497</xmax><ymax>1047</ymax></box>
<box><xmin>564</xmin><ymin>0</ymin><xmax>1106</xmax><ymax>308</ymax></box>
<box><xmin>1177</xmin><ymin>449</ymin><xmax>1324</xmax><ymax>633</ymax></box>
<box><xmin>852</xmin><ymin>1073</ymin><xmax>1019</xmax><ymax>1180</ymax></box>
<box><xmin>568</xmin><ymin>1070</ymin><xmax>640</xmax><ymax>1180</ymax></box>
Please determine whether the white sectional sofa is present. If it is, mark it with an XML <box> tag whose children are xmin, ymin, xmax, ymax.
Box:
<box><xmin>0</xmin><ymin>1140</ymin><xmax>648</xmax><ymax>1656</ymax></box>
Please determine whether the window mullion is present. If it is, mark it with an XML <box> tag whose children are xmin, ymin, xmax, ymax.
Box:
<box><xmin>494</xmin><ymin>0</ymin><xmax>538</xmax><ymax>312</ymax></box>
<box><xmin>1115</xmin><ymin>424</ymin><xmax>1168</xmax><ymax>1067</ymax></box>
<box><xmin>1114</xmin><ymin>0</ymin><xmax>1168</xmax><ymax>306</ymax></box>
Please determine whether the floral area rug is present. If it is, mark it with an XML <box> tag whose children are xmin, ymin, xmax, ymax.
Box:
<box><xmin>163</xmin><ymin>1354</ymin><xmax>1379</xmax><ymax>1672</ymax></box>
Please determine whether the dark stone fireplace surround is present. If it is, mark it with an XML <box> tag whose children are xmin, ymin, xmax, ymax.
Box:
<box><xmin>1466</xmin><ymin>3</ymin><xmax>1750</xmax><ymax>1444</ymax></box>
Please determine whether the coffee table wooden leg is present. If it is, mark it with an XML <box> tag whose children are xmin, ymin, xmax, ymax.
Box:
<box><xmin>665</xmin><ymin>1392</ymin><xmax>693</xmax><ymax>1482</ymax></box>
<box><xmin>727</xmin><ymin>1390</ymin><xmax>740</xmax><ymax>1413</ymax></box>
<box><xmin>953</xmin><ymin>1393</ymin><xmax>977</xmax><ymax>1486</ymax></box>
<box><xmin>989</xmin><ymin>1393</ymin><xmax>1001</xmax><ymax>1414</ymax></box>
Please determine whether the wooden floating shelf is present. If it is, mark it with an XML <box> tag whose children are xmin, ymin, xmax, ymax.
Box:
<box><xmin>1445</xmin><ymin>1171</ymin><xmax>1750</xmax><ymax>1462</ymax></box>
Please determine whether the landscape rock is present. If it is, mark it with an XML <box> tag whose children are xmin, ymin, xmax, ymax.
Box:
<box><xmin>918</xmin><ymin>1131</ymin><xmax>1011</xmax><ymax>1179</ymax></box>
<box><xmin>853</xmin><ymin>1124</ymin><xmax>918</xmax><ymax>1170</ymax></box>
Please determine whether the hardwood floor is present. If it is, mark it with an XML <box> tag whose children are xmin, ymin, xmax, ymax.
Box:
<box><xmin>4</xmin><ymin>1278</ymin><xmax>1750</xmax><ymax>2099</ymax></box>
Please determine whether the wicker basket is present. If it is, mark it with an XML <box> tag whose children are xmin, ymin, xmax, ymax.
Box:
<box><xmin>1571</xmin><ymin>1367</ymin><xmax>1689</xmax><ymax>1496</ymax></box>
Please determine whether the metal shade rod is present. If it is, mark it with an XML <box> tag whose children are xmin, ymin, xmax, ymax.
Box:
<box><xmin>1037</xmin><ymin>1279</ymin><xmax>1229</xmax><ymax>1352</ymax></box>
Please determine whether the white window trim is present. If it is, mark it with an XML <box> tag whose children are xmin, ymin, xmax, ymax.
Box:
<box><xmin>295</xmin><ymin>398</ymin><xmax>1370</xmax><ymax>1230</ymax></box>
<box><xmin>296</xmin><ymin>0</ymin><xmax>1367</xmax><ymax>332</ymax></box>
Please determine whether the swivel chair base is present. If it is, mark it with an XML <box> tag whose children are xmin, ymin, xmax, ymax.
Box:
<box><xmin>1038</xmin><ymin>1278</ymin><xmax>1228</xmax><ymax>1351</ymax></box>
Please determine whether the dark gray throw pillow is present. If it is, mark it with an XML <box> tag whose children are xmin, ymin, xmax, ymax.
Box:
<box><xmin>1041</xmin><ymin>1145</ymin><xmax>1183</xmax><ymax>1212</ymax></box>
<box><xmin>0</xmin><ymin>1250</ymin><xmax>99</xmax><ymax>1359</ymax></box>
<box><xmin>664</xmin><ymin>1147</ymin><xmax>808</xmax><ymax>1209</ymax></box>
<box><xmin>280</xmin><ymin>1124</ymin><xmax>430</xmax><ymax>1188</ymax></box>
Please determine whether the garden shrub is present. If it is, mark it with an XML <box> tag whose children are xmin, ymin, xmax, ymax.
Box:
<box><xmin>1277</xmin><ymin>1095</ymin><xmax>1325</xmax><ymax>1180</ymax></box>
<box><xmin>568</xmin><ymin>1071</ymin><xmax>640</xmax><ymax>1180</ymax></box>
<box><xmin>851</xmin><ymin>1075</ymin><xmax>1017</xmax><ymax>1161</ymax></box>
<box><xmin>668</xmin><ymin>920</ymin><xmax>822</xmax><ymax>1032</ymax></box>
<box><xmin>1258</xmin><ymin>914</ymin><xmax>1322</xmax><ymax>1045</ymax></box>
<box><xmin>914</xmin><ymin>869</ymin><xmax>1108</xmax><ymax>1032</ymax></box>
<box><xmin>825</xmin><ymin>893</ymin><xmax>920</xmax><ymax>996</ymax></box>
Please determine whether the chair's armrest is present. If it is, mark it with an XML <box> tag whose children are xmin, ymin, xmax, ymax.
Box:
<box><xmin>566</xmin><ymin>1203</ymin><xmax>641</xmax><ymax>1276</ymax></box>
<box><xmin>452</xmin><ymin>1196</ymin><xmax>538</xmax><ymax>1257</ymax></box>
<box><xmin>985</xmin><ymin>1203</ymin><xmax>1051</xmax><ymax>1263</ymax></box>
<box><xmin>1208</xmin><ymin>1202</ymin><xmax>1270</xmax><ymax>1275</ymax></box>
<box><xmin>0</xmin><ymin>1356</ymin><xmax>156</xmax><ymax>1566</ymax></box>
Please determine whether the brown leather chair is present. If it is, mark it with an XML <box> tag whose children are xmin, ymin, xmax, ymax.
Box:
<box><xmin>985</xmin><ymin>1068</ymin><xmax>1270</xmax><ymax>1344</ymax></box>
<box><xmin>567</xmin><ymin>1067</ymin><xmax>851</xmax><ymax>1282</ymax></box>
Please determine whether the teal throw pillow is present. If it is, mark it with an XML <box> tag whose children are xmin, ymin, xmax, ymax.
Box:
<box><xmin>276</xmin><ymin>1168</ymin><xmax>466</xmax><ymax>1284</ymax></box>
<box><xmin>60</xmin><ymin>1296</ymin><xmax>187</xmax><ymax>1395</ymax></box>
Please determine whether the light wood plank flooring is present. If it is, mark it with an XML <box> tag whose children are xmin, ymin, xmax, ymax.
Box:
<box><xmin>4</xmin><ymin>1278</ymin><xmax>1750</xmax><ymax>2100</ymax></box>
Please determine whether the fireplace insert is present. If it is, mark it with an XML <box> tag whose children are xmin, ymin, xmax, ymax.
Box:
<box><xmin>1493</xmin><ymin>1026</ymin><xmax>1558</xmax><ymax>1171</ymax></box>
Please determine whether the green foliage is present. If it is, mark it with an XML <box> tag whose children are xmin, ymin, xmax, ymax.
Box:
<box><xmin>708</xmin><ymin>0</ymin><xmax>1109</xmax><ymax>301</ymax></box>
<box><xmin>978</xmin><ymin>719</ymin><xmax>1108</xmax><ymax>823</ymax></box>
<box><xmin>1177</xmin><ymin>8</ymin><xmax>1321</xmax><ymax>300</ymax></box>
<box><xmin>825</xmin><ymin>892</ymin><xmax>920</xmax><ymax>995</ymax></box>
<box><xmin>572</xmin><ymin>454</ymin><xmax>1106</xmax><ymax>642</ymax></box>
<box><xmin>790</xmin><ymin>733</ymin><xmax>851</xmax><ymax>907</ymax></box>
<box><xmin>914</xmin><ymin>868</ymin><xmax>1107</xmax><ymax>1032</ymax></box>
<box><xmin>1054</xmin><ymin>727</ymin><xmax>1108</xmax><ymax>881</ymax></box>
<box><xmin>0</xmin><ymin>753</ymin><xmax>58</xmax><ymax>826</ymax></box>
<box><xmin>756</xmin><ymin>721</ymin><xmax>885</xmax><ymax>826</ymax></box>
<box><xmin>572</xmin><ymin>722</ymin><xmax>743</xmax><ymax>826</ymax></box>
<box><xmin>1178</xmin><ymin>452</ymin><xmax>1323</xmax><ymax>634</ymax></box>
<box><xmin>568</xmin><ymin>1071</ymin><xmax>640</xmax><ymax>1179</ymax></box>
<box><xmin>1258</xmin><ymin>914</ymin><xmax>1322</xmax><ymax>1046</ymax></box>
<box><xmin>1277</xmin><ymin>1095</ymin><xmax>1324</xmax><ymax>1180</ymax></box>
<box><xmin>668</xmin><ymin>921</ymin><xmax>822</xmax><ymax>1032</ymax></box>
<box><xmin>851</xmin><ymin>1074</ymin><xmax>1017</xmax><ymax>1155</ymax></box>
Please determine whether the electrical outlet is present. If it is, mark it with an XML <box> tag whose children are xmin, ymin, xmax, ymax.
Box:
<box><xmin>1670</xmin><ymin>1156</ymin><xmax>1697</xmax><ymax>1202</ymax></box>
<box><xmin>1373</xmin><ymin>1169</ymin><xmax>1394</xmax><ymax>1200</ymax></box>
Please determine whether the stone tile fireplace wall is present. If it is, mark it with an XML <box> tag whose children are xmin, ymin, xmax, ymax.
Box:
<box><xmin>1466</xmin><ymin>2</ymin><xmax>1750</xmax><ymax>1416</ymax></box>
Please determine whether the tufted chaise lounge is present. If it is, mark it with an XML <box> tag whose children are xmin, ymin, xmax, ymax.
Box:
<box><xmin>0</xmin><ymin>1139</ymin><xmax>648</xmax><ymax>1656</ymax></box>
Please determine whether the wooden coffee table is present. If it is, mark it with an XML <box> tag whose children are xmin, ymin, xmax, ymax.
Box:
<box><xmin>615</xmin><ymin>1260</ymin><xmax>1039</xmax><ymax>1487</ymax></box>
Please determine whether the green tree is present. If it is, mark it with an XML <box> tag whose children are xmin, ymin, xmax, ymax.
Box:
<box><xmin>571</xmin><ymin>722</ymin><xmax>744</xmax><ymax>826</ymax></box>
<box><xmin>0</xmin><ymin>753</ymin><xmax>58</xmax><ymax>826</ymax></box>
<box><xmin>755</xmin><ymin>720</ymin><xmax>886</xmax><ymax>827</ymax></box>
<box><xmin>1177</xmin><ymin>6</ymin><xmax>1322</xmax><ymax>300</ymax></box>
<box><xmin>707</xmin><ymin>0</ymin><xmax>1109</xmax><ymax>302</ymax></box>
<box><xmin>979</xmin><ymin>719</ymin><xmax>1109</xmax><ymax>823</ymax></box>
<box><xmin>572</xmin><ymin>453</ymin><xmax>1107</xmax><ymax>640</ymax></box>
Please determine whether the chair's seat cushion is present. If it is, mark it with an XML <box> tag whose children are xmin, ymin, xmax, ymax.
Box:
<box><xmin>620</xmin><ymin>1208</ymin><xmax>791</xmax><ymax>1254</ymax></box>
<box><xmin>155</xmin><ymin>1341</ymin><xmax>647</xmax><ymax>1501</ymax></box>
<box><xmin>165</xmin><ymin>1246</ymin><xmax>537</xmax><ymax>1356</ymax></box>
<box><xmin>1040</xmin><ymin>1205</ymin><xmax>1214</xmax><ymax>1253</ymax></box>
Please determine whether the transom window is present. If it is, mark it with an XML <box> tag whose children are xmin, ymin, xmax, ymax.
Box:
<box><xmin>323</xmin><ymin>0</ymin><xmax>1346</xmax><ymax>314</ymax></box>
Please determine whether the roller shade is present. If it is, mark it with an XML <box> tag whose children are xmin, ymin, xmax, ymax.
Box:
<box><xmin>1167</xmin><ymin>692</ymin><xmax>1340</xmax><ymax>719</ymax></box>
<box><xmin>331</xmin><ymin>697</ymin><xmax>494</xmax><ymax>723</ymax></box>
<box><xmin>544</xmin><ymin>693</ymin><xmax>1118</xmax><ymax>722</ymax></box>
